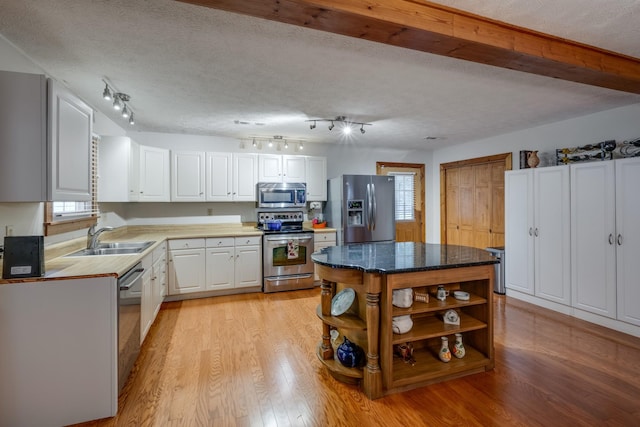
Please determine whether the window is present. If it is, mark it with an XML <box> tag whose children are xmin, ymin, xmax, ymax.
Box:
<box><xmin>390</xmin><ymin>172</ymin><xmax>416</xmax><ymax>221</ymax></box>
<box><xmin>44</xmin><ymin>135</ymin><xmax>99</xmax><ymax>236</ymax></box>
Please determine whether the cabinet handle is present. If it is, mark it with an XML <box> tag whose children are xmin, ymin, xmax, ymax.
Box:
<box><xmin>534</xmin><ymin>228</ymin><xmax>539</xmax><ymax>237</ymax></box>
<box><xmin>529</xmin><ymin>227</ymin><xmax>533</xmax><ymax>236</ymax></box>
<box><xmin>609</xmin><ymin>234</ymin><xmax>614</xmax><ymax>245</ymax></box>
<box><xmin>617</xmin><ymin>234</ymin><xmax>623</xmax><ymax>246</ymax></box>
<box><xmin>199</xmin><ymin>192</ymin><xmax>203</xmax><ymax>195</ymax></box>
<box><xmin>227</xmin><ymin>192</ymin><xmax>231</xmax><ymax>195</ymax></box>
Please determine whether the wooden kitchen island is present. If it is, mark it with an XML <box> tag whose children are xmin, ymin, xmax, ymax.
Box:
<box><xmin>311</xmin><ymin>242</ymin><xmax>498</xmax><ymax>399</ymax></box>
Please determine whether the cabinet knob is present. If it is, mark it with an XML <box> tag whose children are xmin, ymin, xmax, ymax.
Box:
<box><xmin>534</xmin><ymin>228</ymin><xmax>539</xmax><ymax>237</ymax></box>
<box><xmin>199</xmin><ymin>192</ymin><xmax>203</xmax><ymax>195</ymax></box>
<box><xmin>227</xmin><ymin>192</ymin><xmax>231</xmax><ymax>195</ymax></box>
<box><xmin>529</xmin><ymin>227</ymin><xmax>533</xmax><ymax>236</ymax></box>
<box><xmin>617</xmin><ymin>234</ymin><xmax>623</xmax><ymax>246</ymax></box>
<box><xmin>609</xmin><ymin>234</ymin><xmax>614</xmax><ymax>245</ymax></box>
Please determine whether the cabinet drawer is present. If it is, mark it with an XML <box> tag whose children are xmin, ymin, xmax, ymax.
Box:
<box><xmin>235</xmin><ymin>236</ymin><xmax>262</xmax><ymax>246</ymax></box>
<box><xmin>315</xmin><ymin>232</ymin><xmax>336</xmax><ymax>243</ymax></box>
<box><xmin>206</xmin><ymin>237</ymin><xmax>235</xmax><ymax>248</ymax></box>
<box><xmin>168</xmin><ymin>238</ymin><xmax>205</xmax><ymax>250</ymax></box>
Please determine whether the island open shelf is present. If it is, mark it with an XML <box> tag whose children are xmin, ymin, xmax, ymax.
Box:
<box><xmin>312</xmin><ymin>242</ymin><xmax>496</xmax><ymax>399</ymax></box>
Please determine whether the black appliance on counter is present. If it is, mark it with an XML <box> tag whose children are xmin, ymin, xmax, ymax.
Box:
<box><xmin>2</xmin><ymin>236</ymin><xmax>45</xmax><ymax>279</ymax></box>
<box><xmin>257</xmin><ymin>210</ymin><xmax>315</xmax><ymax>293</ymax></box>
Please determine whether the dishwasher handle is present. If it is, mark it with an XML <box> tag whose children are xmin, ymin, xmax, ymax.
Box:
<box><xmin>119</xmin><ymin>266</ymin><xmax>145</xmax><ymax>290</ymax></box>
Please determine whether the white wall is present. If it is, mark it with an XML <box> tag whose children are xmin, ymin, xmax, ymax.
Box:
<box><xmin>427</xmin><ymin>103</ymin><xmax>640</xmax><ymax>243</ymax></box>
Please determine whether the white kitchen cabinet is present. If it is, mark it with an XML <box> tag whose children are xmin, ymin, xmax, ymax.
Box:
<box><xmin>615</xmin><ymin>158</ymin><xmax>640</xmax><ymax>326</ymax></box>
<box><xmin>233</xmin><ymin>153</ymin><xmax>259</xmax><ymax>201</ymax></box>
<box><xmin>0</xmin><ymin>277</ymin><xmax>118</xmax><ymax>425</ymax></box>
<box><xmin>306</xmin><ymin>156</ymin><xmax>327</xmax><ymax>201</ymax></box>
<box><xmin>282</xmin><ymin>155</ymin><xmax>306</xmax><ymax>182</ymax></box>
<box><xmin>206</xmin><ymin>152</ymin><xmax>233</xmax><ymax>201</ymax></box>
<box><xmin>171</xmin><ymin>150</ymin><xmax>205</xmax><ymax>201</ymax></box>
<box><xmin>206</xmin><ymin>237</ymin><xmax>235</xmax><ymax>290</ymax></box>
<box><xmin>571</xmin><ymin>158</ymin><xmax>640</xmax><ymax>322</ymax></box>
<box><xmin>139</xmin><ymin>145</ymin><xmax>170</xmax><ymax>202</ymax></box>
<box><xmin>140</xmin><ymin>253</ymin><xmax>154</xmax><ymax>343</ymax></box>
<box><xmin>205</xmin><ymin>236</ymin><xmax>262</xmax><ymax>290</ymax></box>
<box><xmin>258</xmin><ymin>154</ymin><xmax>282</xmax><ymax>182</ymax></box>
<box><xmin>234</xmin><ymin>236</ymin><xmax>262</xmax><ymax>288</ymax></box>
<box><xmin>168</xmin><ymin>239</ymin><xmax>206</xmax><ymax>295</ymax></box>
<box><xmin>505</xmin><ymin>166</ymin><xmax>571</xmax><ymax>305</ymax></box>
<box><xmin>0</xmin><ymin>71</ymin><xmax>92</xmax><ymax>202</ymax></box>
<box><xmin>98</xmin><ymin>136</ymin><xmax>139</xmax><ymax>202</ymax></box>
<box><xmin>151</xmin><ymin>241</ymin><xmax>167</xmax><ymax>319</ymax></box>
<box><xmin>313</xmin><ymin>230</ymin><xmax>336</xmax><ymax>281</ymax></box>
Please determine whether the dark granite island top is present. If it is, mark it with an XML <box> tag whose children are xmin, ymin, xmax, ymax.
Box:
<box><xmin>312</xmin><ymin>242</ymin><xmax>497</xmax><ymax>400</ymax></box>
<box><xmin>311</xmin><ymin>242</ymin><xmax>498</xmax><ymax>274</ymax></box>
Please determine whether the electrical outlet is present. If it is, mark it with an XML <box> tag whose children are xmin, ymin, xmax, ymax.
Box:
<box><xmin>5</xmin><ymin>225</ymin><xmax>14</xmax><ymax>236</ymax></box>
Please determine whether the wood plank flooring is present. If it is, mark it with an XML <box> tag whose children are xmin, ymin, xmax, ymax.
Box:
<box><xmin>73</xmin><ymin>290</ymin><xmax>640</xmax><ymax>426</ymax></box>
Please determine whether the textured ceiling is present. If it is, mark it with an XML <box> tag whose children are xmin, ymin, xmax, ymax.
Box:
<box><xmin>0</xmin><ymin>0</ymin><xmax>638</xmax><ymax>150</ymax></box>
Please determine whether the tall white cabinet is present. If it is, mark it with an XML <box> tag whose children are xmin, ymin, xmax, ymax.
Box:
<box><xmin>505</xmin><ymin>166</ymin><xmax>571</xmax><ymax>305</ymax></box>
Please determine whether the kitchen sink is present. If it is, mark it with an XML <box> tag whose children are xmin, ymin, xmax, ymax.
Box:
<box><xmin>65</xmin><ymin>241</ymin><xmax>155</xmax><ymax>257</ymax></box>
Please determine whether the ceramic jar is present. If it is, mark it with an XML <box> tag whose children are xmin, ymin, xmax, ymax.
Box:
<box><xmin>392</xmin><ymin>315</ymin><xmax>413</xmax><ymax>334</ymax></box>
<box><xmin>453</xmin><ymin>333</ymin><xmax>466</xmax><ymax>359</ymax></box>
<box><xmin>392</xmin><ymin>288</ymin><xmax>413</xmax><ymax>308</ymax></box>
<box><xmin>527</xmin><ymin>150</ymin><xmax>540</xmax><ymax>168</ymax></box>
<box><xmin>336</xmin><ymin>336</ymin><xmax>364</xmax><ymax>368</ymax></box>
<box><xmin>439</xmin><ymin>336</ymin><xmax>452</xmax><ymax>363</ymax></box>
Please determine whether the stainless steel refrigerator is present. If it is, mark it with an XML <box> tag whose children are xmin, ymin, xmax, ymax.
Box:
<box><xmin>326</xmin><ymin>175</ymin><xmax>396</xmax><ymax>245</ymax></box>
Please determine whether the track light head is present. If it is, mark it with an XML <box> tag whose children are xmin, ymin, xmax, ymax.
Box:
<box><xmin>128</xmin><ymin>112</ymin><xmax>135</xmax><ymax>125</ymax></box>
<box><xmin>102</xmin><ymin>84</ymin><xmax>112</xmax><ymax>100</ymax></box>
<box><xmin>328</xmin><ymin>121</ymin><xmax>334</xmax><ymax>131</ymax></box>
<box><xmin>112</xmin><ymin>96</ymin><xmax>121</xmax><ymax>111</ymax></box>
<box><xmin>121</xmin><ymin>105</ymin><xmax>129</xmax><ymax>118</ymax></box>
<box><xmin>299</xmin><ymin>142</ymin><xmax>304</xmax><ymax>150</ymax></box>
<box><xmin>343</xmin><ymin>125</ymin><xmax>352</xmax><ymax>135</ymax></box>
<box><xmin>252</xmin><ymin>138</ymin><xmax>257</xmax><ymax>147</ymax></box>
<box><xmin>360</xmin><ymin>125</ymin><xmax>365</xmax><ymax>134</ymax></box>
<box><xmin>310</xmin><ymin>121</ymin><xmax>316</xmax><ymax>130</ymax></box>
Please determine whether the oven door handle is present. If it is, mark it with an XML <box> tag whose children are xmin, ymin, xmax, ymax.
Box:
<box><xmin>264</xmin><ymin>274</ymin><xmax>313</xmax><ymax>281</ymax></box>
<box><xmin>265</xmin><ymin>236</ymin><xmax>313</xmax><ymax>243</ymax></box>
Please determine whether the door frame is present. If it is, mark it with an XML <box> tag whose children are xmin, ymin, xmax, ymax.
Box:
<box><xmin>376</xmin><ymin>161</ymin><xmax>426</xmax><ymax>242</ymax></box>
<box><xmin>439</xmin><ymin>153</ymin><xmax>512</xmax><ymax>245</ymax></box>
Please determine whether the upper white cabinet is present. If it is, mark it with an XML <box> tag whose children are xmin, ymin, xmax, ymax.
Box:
<box><xmin>139</xmin><ymin>145</ymin><xmax>170</xmax><ymax>202</ymax></box>
<box><xmin>306</xmin><ymin>156</ymin><xmax>327</xmax><ymax>201</ymax></box>
<box><xmin>232</xmin><ymin>153</ymin><xmax>259</xmax><ymax>201</ymax></box>
<box><xmin>171</xmin><ymin>150</ymin><xmax>205</xmax><ymax>202</ymax></box>
<box><xmin>98</xmin><ymin>136</ymin><xmax>139</xmax><ymax>202</ymax></box>
<box><xmin>0</xmin><ymin>71</ymin><xmax>92</xmax><ymax>202</ymax></box>
<box><xmin>258</xmin><ymin>154</ymin><xmax>307</xmax><ymax>183</ymax></box>
<box><xmin>206</xmin><ymin>152</ymin><xmax>258</xmax><ymax>202</ymax></box>
<box><xmin>282</xmin><ymin>155</ymin><xmax>306</xmax><ymax>182</ymax></box>
<box><xmin>505</xmin><ymin>166</ymin><xmax>571</xmax><ymax>305</ymax></box>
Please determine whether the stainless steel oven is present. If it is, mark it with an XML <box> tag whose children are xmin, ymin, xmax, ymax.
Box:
<box><xmin>258</xmin><ymin>210</ymin><xmax>315</xmax><ymax>293</ymax></box>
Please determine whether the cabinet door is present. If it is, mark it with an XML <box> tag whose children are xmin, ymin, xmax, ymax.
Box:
<box><xmin>171</xmin><ymin>151</ymin><xmax>205</xmax><ymax>201</ymax></box>
<box><xmin>571</xmin><ymin>161</ymin><xmax>616</xmax><ymax>318</ymax></box>
<box><xmin>233</xmin><ymin>153</ymin><xmax>258</xmax><ymax>201</ymax></box>
<box><xmin>206</xmin><ymin>247</ymin><xmax>235</xmax><ymax>290</ymax></box>
<box><xmin>306</xmin><ymin>156</ymin><xmax>327</xmax><ymax>201</ymax></box>
<box><xmin>139</xmin><ymin>145</ymin><xmax>170</xmax><ymax>201</ymax></box>
<box><xmin>234</xmin><ymin>245</ymin><xmax>262</xmax><ymax>288</ymax></box>
<box><xmin>48</xmin><ymin>79</ymin><xmax>93</xmax><ymax>201</ymax></box>
<box><xmin>141</xmin><ymin>269</ymin><xmax>153</xmax><ymax>344</ymax></box>
<box><xmin>152</xmin><ymin>256</ymin><xmax>165</xmax><ymax>319</ymax></box>
<box><xmin>282</xmin><ymin>155</ymin><xmax>306</xmax><ymax>182</ymax></box>
<box><xmin>505</xmin><ymin>169</ymin><xmax>534</xmax><ymax>294</ymax></box>
<box><xmin>616</xmin><ymin>158</ymin><xmax>640</xmax><ymax>326</ymax></box>
<box><xmin>258</xmin><ymin>154</ymin><xmax>282</xmax><ymax>182</ymax></box>
<box><xmin>313</xmin><ymin>232</ymin><xmax>336</xmax><ymax>281</ymax></box>
<box><xmin>534</xmin><ymin>166</ymin><xmax>571</xmax><ymax>305</ymax></box>
<box><xmin>168</xmin><ymin>248</ymin><xmax>206</xmax><ymax>294</ymax></box>
<box><xmin>206</xmin><ymin>152</ymin><xmax>233</xmax><ymax>201</ymax></box>
<box><xmin>98</xmin><ymin>136</ymin><xmax>133</xmax><ymax>202</ymax></box>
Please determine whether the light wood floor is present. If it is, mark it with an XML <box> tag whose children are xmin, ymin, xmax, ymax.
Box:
<box><xmin>74</xmin><ymin>289</ymin><xmax>640</xmax><ymax>427</ymax></box>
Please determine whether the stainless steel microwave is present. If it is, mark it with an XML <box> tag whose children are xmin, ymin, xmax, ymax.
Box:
<box><xmin>257</xmin><ymin>182</ymin><xmax>307</xmax><ymax>208</ymax></box>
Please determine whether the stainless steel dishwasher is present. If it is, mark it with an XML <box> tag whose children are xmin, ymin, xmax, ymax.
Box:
<box><xmin>117</xmin><ymin>262</ymin><xmax>145</xmax><ymax>393</ymax></box>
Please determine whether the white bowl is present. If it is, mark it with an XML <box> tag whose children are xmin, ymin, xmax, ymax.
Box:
<box><xmin>453</xmin><ymin>291</ymin><xmax>470</xmax><ymax>301</ymax></box>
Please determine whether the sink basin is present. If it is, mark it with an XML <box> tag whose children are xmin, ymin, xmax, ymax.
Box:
<box><xmin>65</xmin><ymin>241</ymin><xmax>155</xmax><ymax>257</ymax></box>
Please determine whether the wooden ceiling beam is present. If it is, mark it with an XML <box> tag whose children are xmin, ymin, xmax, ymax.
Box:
<box><xmin>178</xmin><ymin>0</ymin><xmax>640</xmax><ymax>94</ymax></box>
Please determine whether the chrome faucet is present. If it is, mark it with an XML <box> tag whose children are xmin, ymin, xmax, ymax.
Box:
<box><xmin>87</xmin><ymin>224</ymin><xmax>115</xmax><ymax>249</ymax></box>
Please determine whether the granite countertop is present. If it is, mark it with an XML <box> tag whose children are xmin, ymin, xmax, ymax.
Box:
<box><xmin>311</xmin><ymin>242</ymin><xmax>498</xmax><ymax>274</ymax></box>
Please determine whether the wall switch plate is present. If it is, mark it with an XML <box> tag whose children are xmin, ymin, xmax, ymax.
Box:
<box><xmin>5</xmin><ymin>225</ymin><xmax>14</xmax><ymax>236</ymax></box>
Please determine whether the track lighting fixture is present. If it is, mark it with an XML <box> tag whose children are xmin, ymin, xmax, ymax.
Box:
<box><xmin>306</xmin><ymin>116</ymin><xmax>372</xmax><ymax>135</ymax></box>
<box><xmin>240</xmin><ymin>137</ymin><xmax>306</xmax><ymax>151</ymax></box>
<box><xmin>252</xmin><ymin>138</ymin><xmax>257</xmax><ymax>147</ymax></box>
<box><xmin>101</xmin><ymin>79</ymin><xmax>136</xmax><ymax>126</ymax></box>
<box><xmin>284</xmin><ymin>140</ymin><xmax>289</xmax><ymax>149</ymax></box>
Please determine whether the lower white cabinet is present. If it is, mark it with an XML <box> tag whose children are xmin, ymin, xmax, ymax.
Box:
<box><xmin>140</xmin><ymin>253</ymin><xmax>154</xmax><ymax>343</ymax></box>
<box><xmin>313</xmin><ymin>230</ymin><xmax>336</xmax><ymax>281</ymax></box>
<box><xmin>168</xmin><ymin>239</ymin><xmax>206</xmax><ymax>295</ymax></box>
<box><xmin>170</xmin><ymin>236</ymin><xmax>262</xmax><ymax>295</ymax></box>
<box><xmin>151</xmin><ymin>242</ymin><xmax>167</xmax><ymax>319</ymax></box>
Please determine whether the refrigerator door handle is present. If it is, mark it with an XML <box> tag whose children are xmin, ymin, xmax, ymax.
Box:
<box><xmin>366</xmin><ymin>183</ymin><xmax>372</xmax><ymax>231</ymax></box>
<box><xmin>371</xmin><ymin>182</ymin><xmax>377</xmax><ymax>230</ymax></box>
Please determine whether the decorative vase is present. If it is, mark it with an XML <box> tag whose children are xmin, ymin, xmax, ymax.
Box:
<box><xmin>336</xmin><ymin>336</ymin><xmax>364</xmax><ymax>368</ymax></box>
<box><xmin>438</xmin><ymin>336</ymin><xmax>451</xmax><ymax>363</ymax></box>
<box><xmin>453</xmin><ymin>333</ymin><xmax>466</xmax><ymax>359</ymax></box>
<box><xmin>527</xmin><ymin>150</ymin><xmax>540</xmax><ymax>168</ymax></box>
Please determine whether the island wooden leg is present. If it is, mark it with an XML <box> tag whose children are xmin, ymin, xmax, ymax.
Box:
<box><xmin>320</xmin><ymin>279</ymin><xmax>334</xmax><ymax>359</ymax></box>
<box><xmin>363</xmin><ymin>274</ymin><xmax>383</xmax><ymax>399</ymax></box>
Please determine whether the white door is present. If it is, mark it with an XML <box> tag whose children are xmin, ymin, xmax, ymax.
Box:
<box><xmin>206</xmin><ymin>247</ymin><xmax>235</xmax><ymax>290</ymax></box>
<box><xmin>171</xmin><ymin>151</ymin><xmax>205</xmax><ymax>201</ymax></box>
<box><xmin>235</xmin><ymin>245</ymin><xmax>262</xmax><ymax>288</ymax></box>
<box><xmin>615</xmin><ymin>157</ymin><xmax>640</xmax><ymax>326</ymax></box>
<box><xmin>505</xmin><ymin>169</ymin><xmax>534</xmax><ymax>294</ymax></box>
<box><xmin>233</xmin><ymin>153</ymin><xmax>258</xmax><ymax>201</ymax></box>
<box><xmin>282</xmin><ymin>155</ymin><xmax>306</xmax><ymax>182</ymax></box>
<box><xmin>534</xmin><ymin>166</ymin><xmax>571</xmax><ymax>305</ymax></box>
<box><xmin>306</xmin><ymin>156</ymin><xmax>327</xmax><ymax>201</ymax></box>
<box><xmin>571</xmin><ymin>161</ymin><xmax>616</xmax><ymax>318</ymax></box>
<box><xmin>139</xmin><ymin>145</ymin><xmax>170</xmax><ymax>201</ymax></box>
<box><xmin>206</xmin><ymin>152</ymin><xmax>233</xmax><ymax>201</ymax></box>
<box><xmin>168</xmin><ymin>248</ymin><xmax>206</xmax><ymax>294</ymax></box>
<box><xmin>48</xmin><ymin>79</ymin><xmax>93</xmax><ymax>201</ymax></box>
<box><xmin>258</xmin><ymin>154</ymin><xmax>282</xmax><ymax>182</ymax></box>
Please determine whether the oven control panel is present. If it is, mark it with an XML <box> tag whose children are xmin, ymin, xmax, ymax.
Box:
<box><xmin>258</xmin><ymin>210</ymin><xmax>304</xmax><ymax>224</ymax></box>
